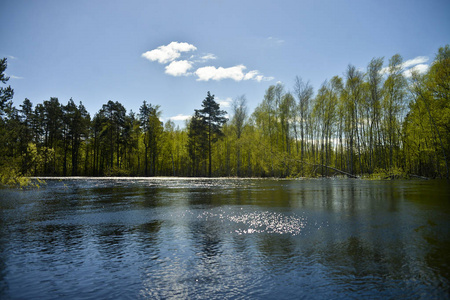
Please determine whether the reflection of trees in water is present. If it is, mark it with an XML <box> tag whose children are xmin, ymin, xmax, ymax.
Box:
<box><xmin>139</xmin><ymin>191</ymin><xmax>228</xmax><ymax>299</ymax></box>
<box><xmin>317</xmin><ymin>233</ymin><xmax>449</xmax><ymax>297</ymax></box>
<box><xmin>8</xmin><ymin>223</ymin><xmax>86</xmax><ymax>257</ymax></box>
<box><xmin>256</xmin><ymin>235</ymin><xmax>297</xmax><ymax>270</ymax></box>
<box><xmin>280</xmin><ymin>179</ymin><xmax>404</xmax><ymax>213</ymax></box>
<box><xmin>419</xmin><ymin>220</ymin><xmax>450</xmax><ymax>284</ymax></box>
<box><xmin>2</xmin><ymin>179</ymin><xmax>449</xmax><ymax>298</ymax></box>
<box><xmin>132</xmin><ymin>220</ymin><xmax>163</xmax><ymax>260</ymax></box>
<box><xmin>239</xmin><ymin>180</ymin><xmax>450</xmax><ymax>297</ymax></box>
<box><xmin>133</xmin><ymin>185</ymin><xmax>162</xmax><ymax>208</ymax></box>
<box><xmin>42</xmin><ymin>224</ymin><xmax>84</xmax><ymax>254</ymax></box>
<box><xmin>188</xmin><ymin>191</ymin><xmax>223</xmax><ymax>261</ymax></box>
<box><xmin>191</xmin><ymin>221</ymin><xmax>223</xmax><ymax>261</ymax></box>
<box><xmin>0</xmin><ymin>216</ymin><xmax>8</xmax><ymax>294</ymax></box>
<box><xmin>96</xmin><ymin>225</ymin><xmax>128</xmax><ymax>258</ymax></box>
<box><xmin>95</xmin><ymin>220</ymin><xmax>163</xmax><ymax>262</ymax></box>
<box><xmin>0</xmin><ymin>248</ymin><xmax>6</xmax><ymax>296</ymax></box>
<box><xmin>321</xmin><ymin>236</ymin><xmax>391</xmax><ymax>278</ymax></box>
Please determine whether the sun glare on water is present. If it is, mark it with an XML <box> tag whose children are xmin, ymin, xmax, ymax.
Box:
<box><xmin>198</xmin><ymin>209</ymin><xmax>308</xmax><ymax>236</ymax></box>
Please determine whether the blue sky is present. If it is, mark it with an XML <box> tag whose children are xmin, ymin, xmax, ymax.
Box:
<box><xmin>1</xmin><ymin>0</ymin><xmax>449</xmax><ymax>126</ymax></box>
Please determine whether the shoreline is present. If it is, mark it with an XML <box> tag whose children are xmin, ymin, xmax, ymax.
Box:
<box><xmin>27</xmin><ymin>175</ymin><xmax>434</xmax><ymax>181</ymax></box>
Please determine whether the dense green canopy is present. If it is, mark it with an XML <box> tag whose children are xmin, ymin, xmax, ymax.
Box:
<box><xmin>1</xmin><ymin>46</ymin><xmax>449</xmax><ymax>181</ymax></box>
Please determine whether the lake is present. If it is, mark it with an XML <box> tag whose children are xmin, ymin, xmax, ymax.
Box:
<box><xmin>1</xmin><ymin>178</ymin><xmax>449</xmax><ymax>299</ymax></box>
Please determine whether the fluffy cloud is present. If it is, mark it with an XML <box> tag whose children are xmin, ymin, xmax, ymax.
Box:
<box><xmin>243</xmin><ymin>70</ymin><xmax>274</xmax><ymax>82</ymax></box>
<box><xmin>142</xmin><ymin>42</ymin><xmax>197</xmax><ymax>64</ymax></box>
<box><xmin>195</xmin><ymin>65</ymin><xmax>246</xmax><ymax>81</ymax></box>
<box><xmin>403</xmin><ymin>64</ymin><xmax>429</xmax><ymax>78</ymax></box>
<box><xmin>243</xmin><ymin>70</ymin><xmax>260</xmax><ymax>81</ymax></box>
<box><xmin>216</xmin><ymin>97</ymin><xmax>232</xmax><ymax>108</ymax></box>
<box><xmin>402</xmin><ymin>56</ymin><xmax>429</xmax><ymax>69</ymax></box>
<box><xmin>195</xmin><ymin>65</ymin><xmax>273</xmax><ymax>82</ymax></box>
<box><xmin>165</xmin><ymin>60</ymin><xmax>193</xmax><ymax>76</ymax></box>
<box><xmin>380</xmin><ymin>56</ymin><xmax>430</xmax><ymax>76</ymax></box>
<box><xmin>142</xmin><ymin>41</ymin><xmax>273</xmax><ymax>82</ymax></box>
<box><xmin>169</xmin><ymin>114</ymin><xmax>192</xmax><ymax>121</ymax></box>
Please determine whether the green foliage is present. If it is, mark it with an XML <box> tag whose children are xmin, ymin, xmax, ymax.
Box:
<box><xmin>0</xmin><ymin>58</ymin><xmax>14</xmax><ymax>113</ymax></box>
<box><xmin>191</xmin><ymin>91</ymin><xmax>227</xmax><ymax>177</ymax></box>
<box><xmin>368</xmin><ymin>167</ymin><xmax>406</xmax><ymax>180</ymax></box>
<box><xmin>103</xmin><ymin>166</ymin><xmax>132</xmax><ymax>177</ymax></box>
<box><xmin>187</xmin><ymin>110</ymin><xmax>208</xmax><ymax>176</ymax></box>
<box><xmin>0</xmin><ymin>46</ymin><xmax>449</xmax><ymax>179</ymax></box>
<box><xmin>0</xmin><ymin>162</ymin><xmax>30</xmax><ymax>187</ymax></box>
<box><xmin>139</xmin><ymin>101</ymin><xmax>163</xmax><ymax>176</ymax></box>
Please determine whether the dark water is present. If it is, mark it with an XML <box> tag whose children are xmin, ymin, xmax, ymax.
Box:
<box><xmin>1</xmin><ymin>178</ymin><xmax>449</xmax><ymax>299</ymax></box>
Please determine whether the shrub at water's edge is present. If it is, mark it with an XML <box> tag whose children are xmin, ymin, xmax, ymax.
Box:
<box><xmin>365</xmin><ymin>167</ymin><xmax>407</xmax><ymax>180</ymax></box>
<box><xmin>0</xmin><ymin>159</ymin><xmax>45</xmax><ymax>188</ymax></box>
<box><xmin>0</xmin><ymin>163</ymin><xmax>30</xmax><ymax>187</ymax></box>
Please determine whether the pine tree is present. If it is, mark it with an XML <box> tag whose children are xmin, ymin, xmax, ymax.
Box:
<box><xmin>195</xmin><ymin>92</ymin><xmax>227</xmax><ymax>177</ymax></box>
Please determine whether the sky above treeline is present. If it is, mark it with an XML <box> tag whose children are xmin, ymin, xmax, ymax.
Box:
<box><xmin>1</xmin><ymin>0</ymin><xmax>449</xmax><ymax>126</ymax></box>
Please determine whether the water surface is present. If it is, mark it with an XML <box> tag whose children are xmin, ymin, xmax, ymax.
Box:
<box><xmin>1</xmin><ymin>178</ymin><xmax>449</xmax><ymax>299</ymax></box>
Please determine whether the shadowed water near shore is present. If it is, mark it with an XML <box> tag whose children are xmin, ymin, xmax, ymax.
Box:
<box><xmin>1</xmin><ymin>178</ymin><xmax>449</xmax><ymax>299</ymax></box>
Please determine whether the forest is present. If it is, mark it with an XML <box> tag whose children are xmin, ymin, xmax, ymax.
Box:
<box><xmin>0</xmin><ymin>45</ymin><xmax>449</xmax><ymax>183</ymax></box>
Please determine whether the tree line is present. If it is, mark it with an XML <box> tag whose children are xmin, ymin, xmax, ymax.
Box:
<box><xmin>0</xmin><ymin>45</ymin><xmax>449</xmax><ymax>182</ymax></box>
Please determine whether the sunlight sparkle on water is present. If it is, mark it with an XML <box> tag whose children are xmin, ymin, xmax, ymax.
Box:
<box><xmin>198</xmin><ymin>209</ymin><xmax>308</xmax><ymax>236</ymax></box>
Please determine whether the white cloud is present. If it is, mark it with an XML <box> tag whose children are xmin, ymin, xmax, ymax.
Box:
<box><xmin>403</xmin><ymin>64</ymin><xmax>429</xmax><ymax>78</ymax></box>
<box><xmin>142</xmin><ymin>42</ymin><xmax>197</xmax><ymax>64</ymax></box>
<box><xmin>216</xmin><ymin>97</ymin><xmax>232</xmax><ymax>108</ymax></box>
<box><xmin>200</xmin><ymin>53</ymin><xmax>217</xmax><ymax>61</ymax></box>
<box><xmin>244</xmin><ymin>70</ymin><xmax>260</xmax><ymax>81</ymax></box>
<box><xmin>381</xmin><ymin>55</ymin><xmax>430</xmax><ymax>75</ymax></box>
<box><xmin>195</xmin><ymin>65</ymin><xmax>274</xmax><ymax>82</ymax></box>
<box><xmin>169</xmin><ymin>114</ymin><xmax>192</xmax><ymax>121</ymax></box>
<box><xmin>261</xmin><ymin>75</ymin><xmax>275</xmax><ymax>82</ymax></box>
<box><xmin>243</xmin><ymin>70</ymin><xmax>274</xmax><ymax>82</ymax></box>
<box><xmin>380</xmin><ymin>66</ymin><xmax>389</xmax><ymax>75</ymax></box>
<box><xmin>165</xmin><ymin>60</ymin><xmax>193</xmax><ymax>76</ymax></box>
<box><xmin>142</xmin><ymin>41</ymin><xmax>273</xmax><ymax>83</ymax></box>
<box><xmin>402</xmin><ymin>56</ymin><xmax>429</xmax><ymax>69</ymax></box>
<box><xmin>195</xmin><ymin>65</ymin><xmax>247</xmax><ymax>81</ymax></box>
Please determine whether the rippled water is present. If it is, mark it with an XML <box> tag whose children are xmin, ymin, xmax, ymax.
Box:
<box><xmin>1</xmin><ymin>178</ymin><xmax>449</xmax><ymax>299</ymax></box>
